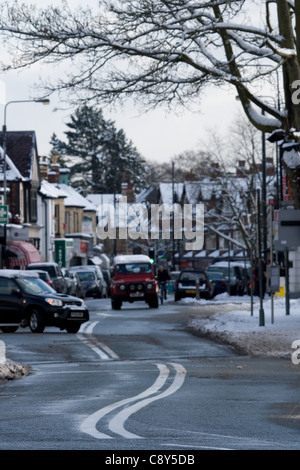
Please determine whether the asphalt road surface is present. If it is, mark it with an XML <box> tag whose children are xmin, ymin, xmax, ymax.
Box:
<box><xmin>0</xmin><ymin>297</ymin><xmax>300</xmax><ymax>452</ymax></box>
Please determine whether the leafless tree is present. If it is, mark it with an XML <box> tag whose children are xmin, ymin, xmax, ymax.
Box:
<box><xmin>0</xmin><ymin>1</ymin><xmax>299</xmax><ymax>203</ymax></box>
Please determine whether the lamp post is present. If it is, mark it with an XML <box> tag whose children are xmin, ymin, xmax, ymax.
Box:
<box><xmin>1</xmin><ymin>98</ymin><xmax>50</xmax><ymax>267</ymax></box>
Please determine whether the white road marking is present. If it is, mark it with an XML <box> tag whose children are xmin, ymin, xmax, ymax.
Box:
<box><xmin>76</xmin><ymin>333</ymin><xmax>111</xmax><ymax>360</ymax></box>
<box><xmin>108</xmin><ymin>363</ymin><xmax>186</xmax><ymax>438</ymax></box>
<box><xmin>80</xmin><ymin>362</ymin><xmax>186</xmax><ymax>439</ymax></box>
<box><xmin>81</xmin><ymin>363</ymin><xmax>170</xmax><ymax>439</ymax></box>
<box><xmin>77</xmin><ymin>321</ymin><xmax>119</xmax><ymax>360</ymax></box>
<box><xmin>79</xmin><ymin>321</ymin><xmax>98</xmax><ymax>334</ymax></box>
<box><xmin>90</xmin><ymin>335</ymin><xmax>120</xmax><ymax>360</ymax></box>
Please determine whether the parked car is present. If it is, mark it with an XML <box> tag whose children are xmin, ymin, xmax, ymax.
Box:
<box><xmin>70</xmin><ymin>265</ymin><xmax>107</xmax><ymax>298</ymax></box>
<box><xmin>0</xmin><ymin>270</ymin><xmax>89</xmax><ymax>333</ymax></box>
<box><xmin>174</xmin><ymin>269</ymin><xmax>213</xmax><ymax>301</ymax></box>
<box><xmin>28</xmin><ymin>269</ymin><xmax>55</xmax><ymax>289</ymax></box>
<box><xmin>110</xmin><ymin>254</ymin><xmax>159</xmax><ymax>309</ymax></box>
<box><xmin>207</xmin><ymin>270</ymin><xmax>227</xmax><ymax>297</ymax></box>
<box><xmin>62</xmin><ymin>268</ymin><xmax>77</xmax><ymax>295</ymax></box>
<box><xmin>207</xmin><ymin>261</ymin><xmax>244</xmax><ymax>295</ymax></box>
<box><xmin>61</xmin><ymin>268</ymin><xmax>85</xmax><ymax>298</ymax></box>
<box><xmin>26</xmin><ymin>262</ymin><xmax>68</xmax><ymax>294</ymax></box>
<box><xmin>74</xmin><ymin>270</ymin><xmax>103</xmax><ymax>298</ymax></box>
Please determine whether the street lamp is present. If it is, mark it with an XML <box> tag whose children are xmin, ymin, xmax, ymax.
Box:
<box><xmin>1</xmin><ymin>98</ymin><xmax>50</xmax><ymax>267</ymax></box>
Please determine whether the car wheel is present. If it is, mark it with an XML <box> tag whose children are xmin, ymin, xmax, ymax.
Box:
<box><xmin>65</xmin><ymin>324</ymin><xmax>80</xmax><ymax>333</ymax></box>
<box><xmin>111</xmin><ymin>299</ymin><xmax>122</xmax><ymax>310</ymax></box>
<box><xmin>29</xmin><ymin>309</ymin><xmax>45</xmax><ymax>333</ymax></box>
<box><xmin>175</xmin><ymin>293</ymin><xmax>181</xmax><ymax>301</ymax></box>
<box><xmin>0</xmin><ymin>326</ymin><xmax>19</xmax><ymax>333</ymax></box>
<box><xmin>148</xmin><ymin>296</ymin><xmax>159</xmax><ymax>308</ymax></box>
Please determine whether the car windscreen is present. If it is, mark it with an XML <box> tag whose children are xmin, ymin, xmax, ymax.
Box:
<box><xmin>116</xmin><ymin>263</ymin><xmax>152</xmax><ymax>274</ymax></box>
<box><xmin>179</xmin><ymin>272</ymin><xmax>206</xmax><ymax>281</ymax></box>
<box><xmin>77</xmin><ymin>271</ymin><xmax>96</xmax><ymax>281</ymax></box>
<box><xmin>17</xmin><ymin>277</ymin><xmax>56</xmax><ymax>294</ymax></box>
<box><xmin>208</xmin><ymin>271</ymin><xmax>224</xmax><ymax>280</ymax></box>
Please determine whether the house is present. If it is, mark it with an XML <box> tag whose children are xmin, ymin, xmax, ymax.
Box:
<box><xmin>39</xmin><ymin>155</ymin><xmax>98</xmax><ymax>266</ymax></box>
<box><xmin>0</xmin><ymin>131</ymin><xmax>42</xmax><ymax>268</ymax></box>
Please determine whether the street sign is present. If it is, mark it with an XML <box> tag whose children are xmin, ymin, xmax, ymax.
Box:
<box><xmin>0</xmin><ymin>205</ymin><xmax>8</xmax><ymax>224</ymax></box>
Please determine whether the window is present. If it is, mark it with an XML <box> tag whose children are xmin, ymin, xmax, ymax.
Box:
<box><xmin>74</xmin><ymin>212</ymin><xmax>79</xmax><ymax>232</ymax></box>
<box><xmin>65</xmin><ymin>211</ymin><xmax>70</xmax><ymax>234</ymax></box>
<box><xmin>30</xmin><ymin>189</ymin><xmax>37</xmax><ymax>222</ymax></box>
<box><xmin>55</xmin><ymin>204</ymin><xmax>60</xmax><ymax>236</ymax></box>
<box><xmin>0</xmin><ymin>278</ymin><xmax>17</xmax><ymax>295</ymax></box>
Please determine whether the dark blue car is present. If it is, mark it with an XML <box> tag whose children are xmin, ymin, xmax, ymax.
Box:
<box><xmin>207</xmin><ymin>270</ymin><xmax>227</xmax><ymax>296</ymax></box>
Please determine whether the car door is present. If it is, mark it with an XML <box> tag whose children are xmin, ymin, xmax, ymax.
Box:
<box><xmin>0</xmin><ymin>277</ymin><xmax>23</xmax><ymax>324</ymax></box>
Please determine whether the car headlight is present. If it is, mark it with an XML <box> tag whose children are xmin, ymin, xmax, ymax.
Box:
<box><xmin>45</xmin><ymin>298</ymin><xmax>63</xmax><ymax>307</ymax></box>
<box><xmin>118</xmin><ymin>284</ymin><xmax>126</xmax><ymax>291</ymax></box>
<box><xmin>146</xmin><ymin>283</ymin><xmax>154</xmax><ymax>290</ymax></box>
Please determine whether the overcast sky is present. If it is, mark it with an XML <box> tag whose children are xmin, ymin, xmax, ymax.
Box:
<box><xmin>0</xmin><ymin>65</ymin><xmax>242</xmax><ymax>164</ymax></box>
<box><xmin>0</xmin><ymin>0</ymin><xmax>268</xmax><ymax>165</ymax></box>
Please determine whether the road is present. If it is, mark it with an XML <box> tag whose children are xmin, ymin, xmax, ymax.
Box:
<box><xmin>0</xmin><ymin>297</ymin><xmax>300</xmax><ymax>451</ymax></box>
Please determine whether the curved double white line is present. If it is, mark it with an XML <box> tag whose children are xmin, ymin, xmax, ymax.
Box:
<box><xmin>80</xmin><ymin>362</ymin><xmax>186</xmax><ymax>439</ymax></box>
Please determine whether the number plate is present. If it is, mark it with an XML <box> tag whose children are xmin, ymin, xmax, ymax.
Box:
<box><xmin>129</xmin><ymin>292</ymin><xmax>144</xmax><ymax>297</ymax></box>
<box><xmin>186</xmin><ymin>289</ymin><xmax>196</xmax><ymax>294</ymax></box>
<box><xmin>70</xmin><ymin>312</ymin><xmax>84</xmax><ymax>317</ymax></box>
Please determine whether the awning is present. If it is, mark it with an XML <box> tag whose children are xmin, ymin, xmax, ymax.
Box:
<box><xmin>7</xmin><ymin>241</ymin><xmax>41</xmax><ymax>268</ymax></box>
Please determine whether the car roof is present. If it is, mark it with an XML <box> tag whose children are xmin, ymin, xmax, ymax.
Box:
<box><xmin>114</xmin><ymin>255</ymin><xmax>152</xmax><ymax>264</ymax></box>
<box><xmin>0</xmin><ymin>269</ymin><xmax>39</xmax><ymax>278</ymax></box>
<box><xmin>28</xmin><ymin>269</ymin><xmax>50</xmax><ymax>276</ymax></box>
<box><xmin>209</xmin><ymin>261</ymin><xmax>240</xmax><ymax>267</ymax></box>
<box><xmin>27</xmin><ymin>262</ymin><xmax>58</xmax><ymax>267</ymax></box>
<box><xmin>70</xmin><ymin>265</ymin><xmax>99</xmax><ymax>270</ymax></box>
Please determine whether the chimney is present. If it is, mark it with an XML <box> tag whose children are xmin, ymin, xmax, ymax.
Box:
<box><xmin>47</xmin><ymin>155</ymin><xmax>60</xmax><ymax>184</ymax></box>
<box><xmin>39</xmin><ymin>156</ymin><xmax>50</xmax><ymax>180</ymax></box>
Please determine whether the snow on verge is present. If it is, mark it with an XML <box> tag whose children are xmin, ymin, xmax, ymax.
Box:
<box><xmin>185</xmin><ymin>293</ymin><xmax>300</xmax><ymax>359</ymax></box>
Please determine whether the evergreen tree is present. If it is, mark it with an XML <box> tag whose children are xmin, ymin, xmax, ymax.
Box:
<box><xmin>50</xmin><ymin>105</ymin><xmax>149</xmax><ymax>195</ymax></box>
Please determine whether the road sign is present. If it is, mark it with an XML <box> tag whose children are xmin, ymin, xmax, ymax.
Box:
<box><xmin>0</xmin><ymin>205</ymin><xmax>8</xmax><ymax>224</ymax></box>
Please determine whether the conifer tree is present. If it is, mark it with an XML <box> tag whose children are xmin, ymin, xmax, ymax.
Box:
<box><xmin>50</xmin><ymin>105</ymin><xmax>148</xmax><ymax>195</ymax></box>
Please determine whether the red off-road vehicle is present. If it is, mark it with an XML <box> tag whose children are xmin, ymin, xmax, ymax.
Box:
<box><xmin>110</xmin><ymin>254</ymin><xmax>159</xmax><ymax>309</ymax></box>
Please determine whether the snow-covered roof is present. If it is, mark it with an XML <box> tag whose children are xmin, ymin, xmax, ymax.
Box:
<box><xmin>39</xmin><ymin>179</ymin><xmax>68</xmax><ymax>199</ymax></box>
<box><xmin>86</xmin><ymin>193</ymin><xmax>122</xmax><ymax>207</ymax></box>
<box><xmin>159</xmin><ymin>182</ymin><xmax>184</xmax><ymax>205</ymax></box>
<box><xmin>57</xmin><ymin>184</ymin><xmax>97</xmax><ymax>211</ymax></box>
<box><xmin>0</xmin><ymin>147</ymin><xmax>24</xmax><ymax>182</ymax></box>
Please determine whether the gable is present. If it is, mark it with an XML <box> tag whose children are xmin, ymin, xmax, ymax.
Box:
<box><xmin>0</xmin><ymin>131</ymin><xmax>40</xmax><ymax>183</ymax></box>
